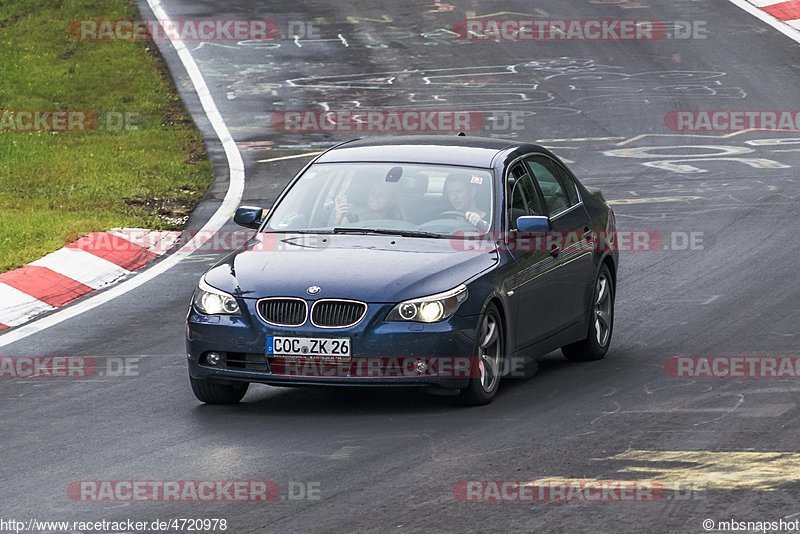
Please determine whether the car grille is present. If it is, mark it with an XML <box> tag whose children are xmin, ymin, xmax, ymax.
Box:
<box><xmin>257</xmin><ymin>298</ymin><xmax>307</xmax><ymax>326</ymax></box>
<box><xmin>311</xmin><ymin>300</ymin><xmax>367</xmax><ymax>328</ymax></box>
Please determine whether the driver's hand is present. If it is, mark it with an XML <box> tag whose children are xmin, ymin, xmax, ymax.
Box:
<box><xmin>465</xmin><ymin>211</ymin><xmax>488</xmax><ymax>230</ymax></box>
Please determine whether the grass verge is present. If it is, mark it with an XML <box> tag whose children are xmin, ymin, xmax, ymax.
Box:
<box><xmin>0</xmin><ymin>0</ymin><xmax>212</xmax><ymax>273</ymax></box>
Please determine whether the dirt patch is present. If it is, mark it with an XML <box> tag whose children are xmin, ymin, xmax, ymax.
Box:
<box><xmin>0</xmin><ymin>12</ymin><xmax>27</xmax><ymax>29</ymax></box>
<box><xmin>185</xmin><ymin>136</ymin><xmax>208</xmax><ymax>164</ymax></box>
<box><xmin>124</xmin><ymin>196</ymin><xmax>195</xmax><ymax>226</ymax></box>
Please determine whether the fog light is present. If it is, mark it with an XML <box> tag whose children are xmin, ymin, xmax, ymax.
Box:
<box><xmin>206</xmin><ymin>351</ymin><xmax>225</xmax><ymax>366</ymax></box>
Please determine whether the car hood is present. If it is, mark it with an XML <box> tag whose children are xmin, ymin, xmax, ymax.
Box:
<box><xmin>203</xmin><ymin>233</ymin><xmax>498</xmax><ymax>302</ymax></box>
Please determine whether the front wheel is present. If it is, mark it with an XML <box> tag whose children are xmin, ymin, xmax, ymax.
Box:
<box><xmin>459</xmin><ymin>303</ymin><xmax>505</xmax><ymax>406</ymax></box>
<box><xmin>562</xmin><ymin>264</ymin><xmax>614</xmax><ymax>361</ymax></box>
<box><xmin>190</xmin><ymin>376</ymin><xmax>249</xmax><ymax>404</ymax></box>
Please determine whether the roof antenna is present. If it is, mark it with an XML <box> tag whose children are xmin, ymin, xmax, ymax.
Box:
<box><xmin>457</xmin><ymin>132</ymin><xmax>465</xmax><ymax>136</ymax></box>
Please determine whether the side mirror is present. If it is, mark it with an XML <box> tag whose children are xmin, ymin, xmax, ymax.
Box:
<box><xmin>516</xmin><ymin>215</ymin><xmax>551</xmax><ymax>234</ymax></box>
<box><xmin>233</xmin><ymin>206</ymin><xmax>265</xmax><ymax>229</ymax></box>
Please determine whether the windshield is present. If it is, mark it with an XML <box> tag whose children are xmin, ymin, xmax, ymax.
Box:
<box><xmin>265</xmin><ymin>163</ymin><xmax>495</xmax><ymax>237</ymax></box>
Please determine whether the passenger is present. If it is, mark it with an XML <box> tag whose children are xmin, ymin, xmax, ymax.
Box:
<box><xmin>334</xmin><ymin>183</ymin><xmax>402</xmax><ymax>224</ymax></box>
<box><xmin>443</xmin><ymin>173</ymin><xmax>490</xmax><ymax>231</ymax></box>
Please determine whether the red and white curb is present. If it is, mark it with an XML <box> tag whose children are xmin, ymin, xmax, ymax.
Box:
<box><xmin>745</xmin><ymin>0</ymin><xmax>800</xmax><ymax>29</ymax></box>
<box><xmin>0</xmin><ymin>229</ymin><xmax>181</xmax><ymax>330</ymax></box>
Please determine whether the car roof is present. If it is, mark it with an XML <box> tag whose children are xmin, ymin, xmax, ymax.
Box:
<box><xmin>315</xmin><ymin>135</ymin><xmax>548</xmax><ymax>167</ymax></box>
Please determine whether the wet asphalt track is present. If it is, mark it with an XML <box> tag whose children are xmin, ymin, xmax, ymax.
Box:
<box><xmin>2</xmin><ymin>0</ymin><xmax>800</xmax><ymax>532</ymax></box>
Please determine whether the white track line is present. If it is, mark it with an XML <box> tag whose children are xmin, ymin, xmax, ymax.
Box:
<box><xmin>0</xmin><ymin>0</ymin><xmax>244</xmax><ymax>348</ymax></box>
<box><xmin>727</xmin><ymin>0</ymin><xmax>800</xmax><ymax>42</ymax></box>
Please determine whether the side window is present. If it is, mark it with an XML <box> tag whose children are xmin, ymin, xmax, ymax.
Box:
<box><xmin>554</xmin><ymin>162</ymin><xmax>580</xmax><ymax>206</ymax></box>
<box><xmin>525</xmin><ymin>156</ymin><xmax>571</xmax><ymax>216</ymax></box>
<box><xmin>506</xmin><ymin>164</ymin><xmax>544</xmax><ymax>229</ymax></box>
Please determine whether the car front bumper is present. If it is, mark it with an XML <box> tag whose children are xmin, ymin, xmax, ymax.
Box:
<box><xmin>186</xmin><ymin>300</ymin><xmax>479</xmax><ymax>390</ymax></box>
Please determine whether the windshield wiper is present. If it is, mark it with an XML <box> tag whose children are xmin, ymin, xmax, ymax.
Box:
<box><xmin>332</xmin><ymin>227</ymin><xmax>443</xmax><ymax>238</ymax></box>
<box><xmin>265</xmin><ymin>229</ymin><xmax>334</xmax><ymax>234</ymax></box>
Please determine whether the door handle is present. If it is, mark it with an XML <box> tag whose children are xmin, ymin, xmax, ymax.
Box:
<box><xmin>550</xmin><ymin>245</ymin><xmax>561</xmax><ymax>257</ymax></box>
<box><xmin>583</xmin><ymin>226</ymin><xmax>594</xmax><ymax>241</ymax></box>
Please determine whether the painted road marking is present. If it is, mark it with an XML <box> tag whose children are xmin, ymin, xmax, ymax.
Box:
<box><xmin>538</xmin><ymin>137</ymin><xmax>626</xmax><ymax>143</ymax></box>
<box><xmin>0</xmin><ymin>284</ymin><xmax>54</xmax><ymax>327</ymax></box>
<box><xmin>615</xmin><ymin>130</ymin><xmax>798</xmax><ymax>147</ymax></box>
<box><xmin>608</xmin><ymin>196</ymin><xmax>702</xmax><ymax>205</ymax></box>
<box><xmin>0</xmin><ymin>266</ymin><xmax>93</xmax><ymax>307</ymax></box>
<box><xmin>604</xmin><ymin>450</ymin><xmax>800</xmax><ymax>490</ymax></box>
<box><xmin>763</xmin><ymin>0</ymin><xmax>800</xmax><ymax>20</ymax></box>
<box><xmin>464</xmin><ymin>10</ymin><xmax>551</xmax><ymax>19</ymax></box>
<box><xmin>649</xmin><ymin>295</ymin><xmax>721</xmax><ymax>305</ymax></box>
<box><xmin>327</xmin><ymin>446</ymin><xmax>361</xmax><ymax>460</ymax></box>
<box><xmin>619</xmin><ymin>404</ymin><xmax>794</xmax><ymax>417</ymax></box>
<box><xmin>31</xmin><ymin>248</ymin><xmax>129</xmax><ymax>290</ymax></box>
<box><xmin>603</xmin><ymin>142</ymin><xmax>793</xmax><ymax>174</ymax></box>
<box><xmin>0</xmin><ymin>228</ymin><xmax>183</xmax><ymax>327</ymax></box>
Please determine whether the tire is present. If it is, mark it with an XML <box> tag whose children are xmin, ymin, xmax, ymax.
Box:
<box><xmin>190</xmin><ymin>376</ymin><xmax>249</xmax><ymax>404</ymax></box>
<box><xmin>562</xmin><ymin>263</ymin><xmax>614</xmax><ymax>362</ymax></box>
<box><xmin>459</xmin><ymin>303</ymin><xmax>505</xmax><ymax>406</ymax></box>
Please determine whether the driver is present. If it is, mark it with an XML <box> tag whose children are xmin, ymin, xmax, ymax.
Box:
<box><xmin>444</xmin><ymin>173</ymin><xmax>490</xmax><ymax>231</ymax></box>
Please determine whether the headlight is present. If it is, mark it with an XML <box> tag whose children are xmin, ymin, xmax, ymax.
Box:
<box><xmin>386</xmin><ymin>285</ymin><xmax>468</xmax><ymax>323</ymax></box>
<box><xmin>193</xmin><ymin>278</ymin><xmax>240</xmax><ymax>315</ymax></box>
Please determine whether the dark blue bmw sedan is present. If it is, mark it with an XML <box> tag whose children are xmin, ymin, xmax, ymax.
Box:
<box><xmin>186</xmin><ymin>136</ymin><xmax>618</xmax><ymax>405</ymax></box>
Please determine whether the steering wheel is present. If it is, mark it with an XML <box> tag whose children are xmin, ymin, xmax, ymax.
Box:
<box><xmin>438</xmin><ymin>210</ymin><xmax>467</xmax><ymax>220</ymax></box>
<box><xmin>418</xmin><ymin>211</ymin><xmax>473</xmax><ymax>233</ymax></box>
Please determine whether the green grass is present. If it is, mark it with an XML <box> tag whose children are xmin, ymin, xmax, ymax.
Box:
<box><xmin>0</xmin><ymin>0</ymin><xmax>212</xmax><ymax>272</ymax></box>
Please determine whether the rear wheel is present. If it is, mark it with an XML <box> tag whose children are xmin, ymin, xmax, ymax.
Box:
<box><xmin>562</xmin><ymin>263</ymin><xmax>614</xmax><ymax>361</ymax></box>
<box><xmin>190</xmin><ymin>376</ymin><xmax>249</xmax><ymax>404</ymax></box>
<box><xmin>459</xmin><ymin>303</ymin><xmax>504</xmax><ymax>406</ymax></box>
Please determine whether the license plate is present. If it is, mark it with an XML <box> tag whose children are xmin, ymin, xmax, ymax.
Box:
<box><xmin>266</xmin><ymin>336</ymin><xmax>351</xmax><ymax>360</ymax></box>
